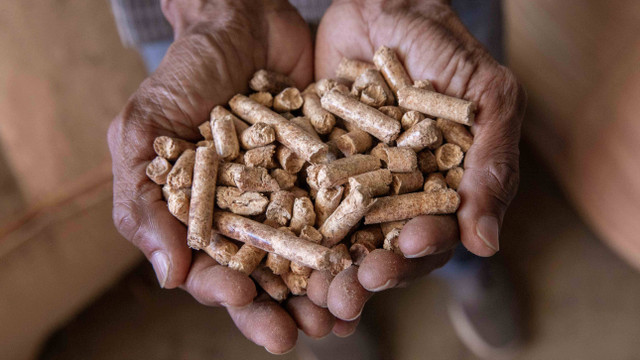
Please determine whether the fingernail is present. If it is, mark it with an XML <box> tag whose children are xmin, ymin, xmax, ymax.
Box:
<box><xmin>404</xmin><ymin>245</ymin><xmax>436</xmax><ymax>259</ymax></box>
<box><xmin>265</xmin><ymin>346</ymin><xmax>294</xmax><ymax>355</ymax></box>
<box><xmin>369</xmin><ymin>278</ymin><xmax>397</xmax><ymax>292</ymax></box>
<box><xmin>335</xmin><ymin>327</ymin><xmax>357</xmax><ymax>338</ymax></box>
<box><xmin>150</xmin><ymin>252</ymin><xmax>170</xmax><ymax>288</ymax></box>
<box><xmin>476</xmin><ymin>216</ymin><xmax>500</xmax><ymax>252</ymax></box>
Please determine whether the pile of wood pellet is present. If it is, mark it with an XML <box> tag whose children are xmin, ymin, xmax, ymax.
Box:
<box><xmin>145</xmin><ymin>46</ymin><xmax>475</xmax><ymax>301</ymax></box>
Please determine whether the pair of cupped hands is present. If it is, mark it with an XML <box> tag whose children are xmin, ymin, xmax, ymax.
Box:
<box><xmin>108</xmin><ymin>0</ymin><xmax>525</xmax><ymax>354</ymax></box>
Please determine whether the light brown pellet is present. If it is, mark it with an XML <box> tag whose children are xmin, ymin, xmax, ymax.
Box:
<box><xmin>249</xmin><ymin>91</ymin><xmax>274</xmax><ymax>108</ymax></box>
<box><xmin>321</xmin><ymin>90</ymin><xmax>401</xmax><ymax>143</ymax></box>
<box><xmin>336</xmin><ymin>57</ymin><xmax>376</xmax><ymax>81</ymax></box>
<box><xmin>364</xmin><ymin>189</ymin><xmax>460</xmax><ymax>224</ymax></box>
<box><xmin>270</xmin><ymin>168</ymin><xmax>297</xmax><ymax>190</ymax></box>
<box><xmin>315</xmin><ymin>78</ymin><xmax>350</xmax><ymax>97</ymax></box>
<box><xmin>320</xmin><ymin>186</ymin><xmax>376</xmax><ymax>247</ymax></box>
<box><xmin>383</xmin><ymin>228</ymin><xmax>402</xmax><ymax>254</ymax></box>
<box><xmin>424</xmin><ymin>172</ymin><xmax>447</xmax><ymax>192</ymax></box>
<box><xmin>380</xmin><ymin>220</ymin><xmax>408</xmax><ymax>237</ymax></box>
<box><xmin>289</xmin><ymin>197</ymin><xmax>316</xmax><ymax>234</ymax></box>
<box><xmin>210</xmin><ymin>105</ymin><xmax>250</xmax><ymax>134</ymax></box>
<box><xmin>373</xmin><ymin>46</ymin><xmax>413</xmax><ymax>95</ymax></box>
<box><xmin>266</xmin><ymin>190</ymin><xmax>295</xmax><ymax>226</ymax></box>
<box><xmin>244</xmin><ymin>144</ymin><xmax>277</xmax><ymax>169</ymax></box>
<box><xmin>276</xmin><ymin>145</ymin><xmax>305</xmax><ymax>174</ymax></box>
<box><xmin>382</xmin><ymin>147</ymin><xmax>418</xmax><ymax>173</ymax></box>
<box><xmin>251</xmin><ymin>265</ymin><xmax>289</xmax><ymax>301</ymax></box>
<box><xmin>353</xmin><ymin>69</ymin><xmax>395</xmax><ymax>106</ymax></box>
<box><xmin>204</xmin><ymin>234</ymin><xmax>238</xmax><ymax>266</ymax></box>
<box><xmin>146</xmin><ymin>156</ymin><xmax>172</xmax><ymax>185</ymax></box>
<box><xmin>216</xmin><ymin>186</ymin><xmax>269</xmax><ymax>216</ymax></box>
<box><xmin>217</xmin><ymin>162</ymin><xmax>279</xmax><ymax>192</ymax></box>
<box><xmin>210</xmin><ymin>106</ymin><xmax>240</xmax><ymax>160</ymax></box>
<box><xmin>273</xmin><ymin>87</ymin><xmax>304</xmax><ymax>112</ymax></box>
<box><xmin>314</xmin><ymin>186</ymin><xmax>344</xmax><ymax>227</ymax></box>
<box><xmin>347</xmin><ymin>169</ymin><xmax>393</xmax><ymax>197</ymax></box>
<box><xmin>436</xmin><ymin>118</ymin><xmax>474</xmax><ymax>152</ymax></box>
<box><xmin>167</xmin><ymin>149</ymin><xmax>196</xmax><ymax>189</ymax></box>
<box><xmin>187</xmin><ymin>147</ymin><xmax>219</xmax><ymax>249</ymax></box>
<box><xmin>281</xmin><ymin>271</ymin><xmax>308</xmax><ymax>296</ymax></box>
<box><xmin>398</xmin><ymin>86</ymin><xmax>476</xmax><ymax>126</ymax></box>
<box><xmin>446</xmin><ymin>167</ymin><xmax>464</xmax><ymax>190</ymax></box>
<box><xmin>435</xmin><ymin>143</ymin><xmax>464</xmax><ymax>171</ymax></box>
<box><xmin>249</xmin><ymin>69</ymin><xmax>295</xmax><ymax>94</ymax></box>
<box><xmin>264</xmin><ymin>221</ymin><xmax>291</xmax><ymax>275</ymax></box>
<box><xmin>307</xmin><ymin>154</ymin><xmax>380</xmax><ymax>188</ymax></box>
<box><xmin>391</xmin><ymin>170</ymin><xmax>424</xmax><ymax>195</ymax></box>
<box><xmin>336</xmin><ymin>130</ymin><xmax>374</xmax><ymax>156</ymax></box>
<box><xmin>414</xmin><ymin>79</ymin><xmax>435</xmax><ymax>91</ymax></box>
<box><xmin>302</xmin><ymin>92</ymin><xmax>336</xmax><ymax>135</ymax></box>
<box><xmin>396</xmin><ymin>118</ymin><xmax>443</xmax><ymax>152</ymax></box>
<box><xmin>229</xmin><ymin>244</ymin><xmax>267</xmax><ymax>275</ymax></box>
<box><xmin>378</xmin><ymin>106</ymin><xmax>404</xmax><ymax>122</ymax></box>
<box><xmin>166</xmin><ymin>188</ymin><xmax>190</xmax><ymax>224</ymax></box>
<box><xmin>198</xmin><ymin>121</ymin><xmax>213</xmax><ymax>140</ymax></box>
<box><xmin>153</xmin><ymin>136</ymin><xmax>196</xmax><ymax>160</ymax></box>
<box><xmin>417</xmin><ymin>150</ymin><xmax>438</xmax><ymax>173</ymax></box>
<box><xmin>290</xmin><ymin>116</ymin><xmax>321</xmax><ymax>141</ymax></box>
<box><xmin>349</xmin><ymin>226</ymin><xmax>384</xmax><ymax>265</ymax></box>
<box><xmin>401</xmin><ymin>110</ymin><xmax>425</xmax><ymax>130</ymax></box>
<box><xmin>240</xmin><ymin>123</ymin><xmax>276</xmax><ymax>150</ymax></box>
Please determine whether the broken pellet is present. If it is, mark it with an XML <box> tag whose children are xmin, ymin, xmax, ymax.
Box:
<box><xmin>353</xmin><ymin>69</ymin><xmax>395</xmax><ymax>106</ymax></box>
<box><xmin>289</xmin><ymin>197</ymin><xmax>316</xmax><ymax>234</ymax></box>
<box><xmin>281</xmin><ymin>271</ymin><xmax>308</xmax><ymax>296</ymax></box>
<box><xmin>270</xmin><ymin>168</ymin><xmax>297</xmax><ymax>190</ymax></box>
<box><xmin>336</xmin><ymin>57</ymin><xmax>376</xmax><ymax>81</ymax></box>
<box><xmin>266</xmin><ymin>190</ymin><xmax>295</xmax><ymax>226</ymax></box>
<box><xmin>276</xmin><ymin>145</ymin><xmax>305</xmax><ymax>174</ymax></box>
<box><xmin>229</xmin><ymin>244</ymin><xmax>267</xmax><ymax>275</ymax></box>
<box><xmin>290</xmin><ymin>116</ymin><xmax>321</xmax><ymax>141</ymax></box>
<box><xmin>401</xmin><ymin>110</ymin><xmax>425</xmax><ymax>130</ymax></box>
<box><xmin>331</xmin><ymin>244</ymin><xmax>353</xmax><ymax>273</ymax></box>
<box><xmin>216</xmin><ymin>186</ymin><xmax>269</xmax><ymax>216</ymax></box>
<box><xmin>398</xmin><ymin>86</ymin><xmax>476</xmax><ymax>126</ymax></box>
<box><xmin>328</xmin><ymin>127</ymin><xmax>348</xmax><ymax>142</ymax></box>
<box><xmin>153</xmin><ymin>136</ymin><xmax>196</xmax><ymax>160</ymax></box>
<box><xmin>383</xmin><ymin>228</ymin><xmax>402</xmax><ymax>254</ymax></box>
<box><xmin>187</xmin><ymin>147</ymin><xmax>219</xmax><ymax>249</ymax></box>
<box><xmin>391</xmin><ymin>170</ymin><xmax>424</xmax><ymax>195</ymax></box>
<box><xmin>373</xmin><ymin>46</ymin><xmax>413</xmax><ymax>95</ymax></box>
<box><xmin>167</xmin><ymin>149</ymin><xmax>196</xmax><ymax>189</ymax></box>
<box><xmin>217</xmin><ymin>162</ymin><xmax>279</xmax><ymax>192</ymax></box>
<box><xmin>244</xmin><ymin>144</ymin><xmax>277</xmax><ymax>169</ymax></box>
<box><xmin>436</xmin><ymin>118</ymin><xmax>474</xmax><ymax>152</ymax></box>
<box><xmin>146</xmin><ymin>156</ymin><xmax>172</xmax><ymax>185</ymax></box>
<box><xmin>315</xmin><ymin>78</ymin><xmax>350</xmax><ymax>97</ymax></box>
<box><xmin>321</xmin><ymin>90</ymin><xmax>401</xmax><ymax>143</ymax></box>
<box><xmin>320</xmin><ymin>186</ymin><xmax>376</xmax><ymax>247</ymax></box>
<box><xmin>424</xmin><ymin>172</ymin><xmax>447</xmax><ymax>192</ymax></box>
<box><xmin>240</xmin><ymin>123</ymin><xmax>276</xmax><ymax>150</ymax></box>
<box><xmin>396</xmin><ymin>118</ymin><xmax>443</xmax><ymax>152</ymax></box>
<box><xmin>273</xmin><ymin>87</ymin><xmax>303</xmax><ymax>112</ymax></box>
<box><xmin>213</xmin><ymin>212</ymin><xmax>349</xmax><ymax>273</ymax></box>
<box><xmin>349</xmin><ymin>226</ymin><xmax>384</xmax><ymax>265</ymax></box>
<box><xmin>364</xmin><ymin>189</ymin><xmax>460</xmax><ymax>224</ymax></box>
<box><xmin>418</xmin><ymin>150</ymin><xmax>438</xmax><ymax>173</ymax></box>
<box><xmin>166</xmin><ymin>188</ymin><xmax>190</xmax><ymax>224</ymax></box>
<box><xmin>162</xmin><ymin>185</ymin><xmax>190</xmax><ymax>201</ymax></box>
<box><xmin>249</xmin><ymin>91</ymin><xmax>274</xmax><ymax>108</ymax></box>
<box><xmin>229</xmin><ymin>94</ymin><xmax>328</xmax><ymax>163</ymax></box>
<box><xmin>249</xmin><ymin>69</ymin><xmax>295</xmax><ymax>94</ymax></box>
<box><xmin>336</xmin><ymin>130</ymin><xmax>373</xmax><ymax>156</ymax></box>
<box><xmin>251</xmin><ymin>265</ymin><xmax>289</xmax><ymax>301</ymax></box>
<box><xmin>307</xmin><ymin>154</ymin><xmax>380</xmax><ymax>188</ymax></box>
<box><xmin>210</xmin><ymin>106</ymin><xmax>240</xmax><ymax>160</ymax></box>
<box><xmin>378</xmin><ymin>106</ymin><xmax>404</xmax><ymax>122</ymax></box>
<box><xmin>414</xmin><ymin>79</ymin><xmax>435</xmax><ymax>91</ymax></box>
<box><xmin>347</xmin><ymin>169</ymin><xmax>392</xmax><ymax>197</ymax></box>
<box><xmin>380</xmin><ymin>220</ymin><xmax>407</xmax><ymax>236</ymax></box>
<box><xmin>302</xmin><ymin>92</ymin><xmax>336</xmax><ymax>134</ymax></box>
<box><xmin>198</xmin><ymin>121</ymin><xmax>213</xmax><ymax>140</ymax></box>
<box><xmin>314</xmin><ymin>186</ymin><xmax>344</xmax><ymax>227</ymax></box>
<box><xmin>382</xmin><ymin>147</ymin><xmax>418</xmax><ymax>173</ymax></box>
<box><xmin>204</xmin><ymin>234</ymin><xmax>238</xmax><ymax>266</ymax></box>
<box><xmin>435</xmin><ymin>143</ymin><xmax>464</xmax><ymax>171</ymax></box>
<box><xmin>446</xmin><ymin>167</ymin><xmax>464</xmax><ymax>190</ymax></box>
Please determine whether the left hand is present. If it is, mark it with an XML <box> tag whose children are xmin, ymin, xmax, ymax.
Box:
<box><xmin>308</xmin><ymin>0</ymin><xmax>526</xmax><ymax>324</ymax></box>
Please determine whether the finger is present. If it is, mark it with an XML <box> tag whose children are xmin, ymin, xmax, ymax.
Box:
<box><xmin>285</xmin><ymin>296</ymin><xmax>335</xmax><ymax>339</ymax></box>
<box><xmin>456</xmin><ymin>67</ymin><xmax>525</xmax><ymax>256</ymax></box>
<box><xmin>327</xmin><ymin>266</ymin><xmax>372</xmax><ymax>321</ymax></box>
<box><xmin>227</xmin><ymin>293</ymin><xmax>298</xmax><ymax>355</ymax></box>
<box><xmin>181</xmin><ymin>252</ymin><xmax>256</xmax><ymax>308</ymax></box>
<box><xmin>358</xmin><ymin>249</ymin><xmax>453</xmax><ymax>292</ymax></box>
<box><xmin>398</xmin><ymin>215</ymin><xmax>459</xmax><ymax>258</ymax></box>
<box><xmin>307</xmin><ymin>270</ymin><xmax>334</xmax><ymax>308</ymax></box>
<box><xmin>109</xmin><ymin>117</ymin><xmax>192</xmax><ymax>289</ymax></box>
<box><xmin>332</xmin><ymin>317</ymin><xmax>361</xmax><ymax>338</ymax></box>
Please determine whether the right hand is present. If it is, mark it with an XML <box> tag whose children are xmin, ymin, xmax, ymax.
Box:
<box><xmin>108</xmin><ymin>0</ymin><xmax>333</xmax><ymax>353</ymax></box>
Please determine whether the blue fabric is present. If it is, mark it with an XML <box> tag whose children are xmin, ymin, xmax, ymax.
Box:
<box><xmin>138</xmin><ymin>39</ymin><xmax>173</xmax><ymax>73</ymax></box>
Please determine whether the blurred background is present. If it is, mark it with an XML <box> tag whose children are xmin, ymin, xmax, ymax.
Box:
<box><xmin>1</xmin><ymin>0</ymin><xmax>639</xmax><ymax>359</ymax></box>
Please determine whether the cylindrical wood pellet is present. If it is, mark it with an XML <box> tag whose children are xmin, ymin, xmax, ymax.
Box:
<box><xmin>187</xmin><ymin>147</ymin><xmax>219</xmax><ymax>249</ymax></box>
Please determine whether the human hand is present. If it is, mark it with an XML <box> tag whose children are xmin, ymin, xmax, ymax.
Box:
<box><xmin>308</xmin><ymin>0</ymin><xmax>525</xmax><ymax>322</ymax></box>
<box><xmin>108</xmin><ymin>0</ymin><xmax>337</xmax><ymax>353</ymax></box>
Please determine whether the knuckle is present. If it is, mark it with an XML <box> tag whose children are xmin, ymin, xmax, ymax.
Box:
<box><xmin>482</xmin><ymin>156</ymin><xmax>520</xmax><ymax>208</ymax></box>
<box><xmin>112</xmin><ymin>199</ymin><xmax>149</xmax><ymax>253</ymax></box>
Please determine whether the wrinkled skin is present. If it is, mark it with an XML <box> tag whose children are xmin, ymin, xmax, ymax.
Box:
<box><xmin>107</xmin><ymin>0</ymin><xmax>525</xmax><ymax>354</ymax></box>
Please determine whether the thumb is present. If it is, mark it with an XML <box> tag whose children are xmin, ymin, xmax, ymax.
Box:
<box><xmin>456</xmin><ymin>67</ymin><xmax>526</xmax><ymax>256</ymax></box>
